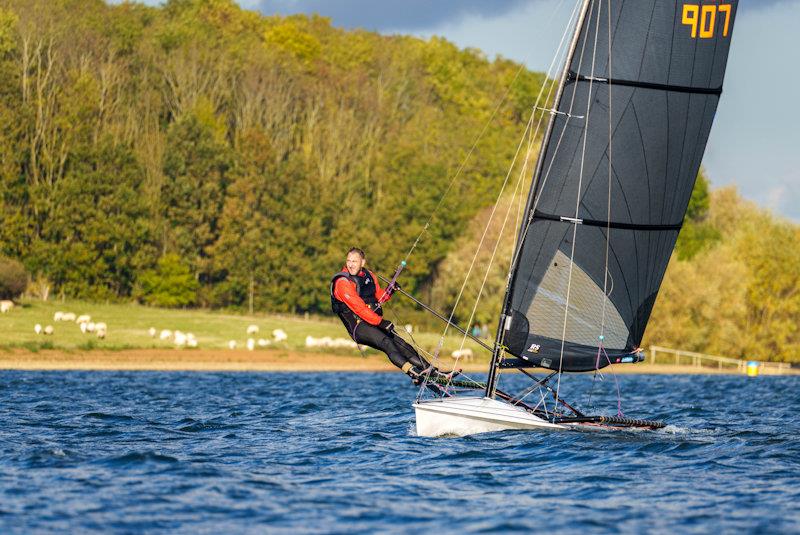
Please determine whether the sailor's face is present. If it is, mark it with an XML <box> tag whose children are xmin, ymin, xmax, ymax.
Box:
<box><xmin>346</xmin><ymin>252</ymin><xmax>365</xmax><ymax>275</ymax></box>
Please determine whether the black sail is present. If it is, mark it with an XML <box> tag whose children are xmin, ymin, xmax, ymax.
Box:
<box><xmin>500</xmin><ymin>0</ymin><xmax>738</xmax><ymax>373</ymax></box>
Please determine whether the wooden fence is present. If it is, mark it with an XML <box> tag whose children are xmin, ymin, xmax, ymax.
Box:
<box><xmin>648</xmin><ymin>346</ymin><xmax>796</xmax><ymax>375</ymax></box>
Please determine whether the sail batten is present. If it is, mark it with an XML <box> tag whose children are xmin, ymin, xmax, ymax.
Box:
<box><xmin>488</xmin><ymin>0</ymin><xmax>739</xmax><ymax>379</ymax></box>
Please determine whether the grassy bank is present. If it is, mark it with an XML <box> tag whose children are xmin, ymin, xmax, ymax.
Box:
<box><xmin>0</xmin><ymin>299</ymin><xmax>491</xmax><ymax>361</ymax></box>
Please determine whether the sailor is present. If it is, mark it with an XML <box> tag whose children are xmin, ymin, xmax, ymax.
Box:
<box><xmin>331</xmin><ymin>247</ymin><xmax>451</xmax><ymax>383</ymax></box>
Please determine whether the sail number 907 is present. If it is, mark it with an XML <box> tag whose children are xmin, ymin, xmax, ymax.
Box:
<box><xmin>682</xmin><ymin>3</ymin><xmax>732</xmax><ymax>38</ymax></box>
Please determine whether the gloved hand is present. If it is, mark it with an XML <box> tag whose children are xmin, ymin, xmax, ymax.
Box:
<box><xmin>378</xmin><ymin>319</ymin><xmax>395</xmax><ymax>333</ymax></box>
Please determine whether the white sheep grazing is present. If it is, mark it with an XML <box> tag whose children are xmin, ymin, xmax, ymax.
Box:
<box><xmin>86</xmin><ymin>322</ymin><xmax>96</xmax><ymax>333</ymax></box>
<box><xmin>272</xmin><ymin>329</ymin><xmax>287</xmax><ymax>342</ymax></box>
<box><xmin>246</xmin><ymin>324</ymin><xmax>259</xmax><ymax>335</ymax></box>
<box><xmin>53</xmin><ymin>311</ymin><xmax>64</xmax><ymax>322</ymax></box>
<box><xmin>305</xmin><ymin>335</ymin><xmax>318</xmax><ymax>348</ymax></box>
<box><xmin>451</xmin><ymin>348</ymin><xmax>474</xmax><ymax>361</ymax></box>
<box><xmin>148</xmin><ymin>327</ymin><xmax>157</xmax><ymax>338</ymax></box>
<box><xmin>159</xmin><ymin>329</ymin><xmax>172</xmax><ymax>341</ymax></box>
<box><xmin>61</xmin><ymin>312</ymin><xmax>76</xmax><ymax>322</ymax></box>
<box><xmin>76</xmin><ymin>314</ymin><xmax>91</xmax><ymax>325</ymax></box>
<box><xmin>334</xmin><ymin>338</ymin><xmax>358</xmax><ymax>349</ymax></box>
<box><xmin>187</xmin><ymin>338</ymin><xmax>198</xmax><ymax>348</ymax></box>
<box><xmin>0</xmin><ymin>300</ymin><xmax>13</xmax><ymax>313</ymax></box>
<box><xmin>404</xmin><ymin>324</ymin><xmax>413</xmax><ymax>334</ymax></box>
<box><xmin>257</xmin><ymin>338</ymin><xmax>270</xmax><ymax>347</ymax></box>
<box><xmin>96</xmin><ymin>329</ymin><xmax>106</xmax><ymax>339</ymax></box>
<box><xmin>34</xmin><ymin>323</ymin><xmax>42</xmax><ymax>334</ymax></box>
<box><xmin>43</xmin><ymin>325</ymin><xmax>54</xmax><ymax>335</ymax></box>
<box><xmin>174</xmin><ymin>331</ymin><xmax>187</xmax><ymax>347</ymax></box>
<box><xmin>80</xmin><ymin>322</ymin><xmax>88</xmax><ymax>334</ymax></box>
<box><xmin>246</xmin><ymin>338</ymin><xmax>255</xmax><ymax>351</ymax></box>
<box><xmin>228</xmin><ymin>340</ymin><xmax>237</xmax><ymax>350</ymax></box>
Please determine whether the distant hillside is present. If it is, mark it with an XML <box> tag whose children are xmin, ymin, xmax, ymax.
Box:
<box><xmin>0</xmin><ymin>0</ymin><xmax>547</xmax><ymax>311</ymax></box>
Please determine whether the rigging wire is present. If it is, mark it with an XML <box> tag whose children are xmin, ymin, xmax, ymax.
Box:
<box><xmin>419</xmin><ymin>0</ymin><xmax>584</xmax><ymax>395</ymax></box>
<box><xmin>590</xmin><ymin>0</ymin><xmax>617</xmax><ymax>408</ymax></box>
<box><xmin>419</xmin><ymin>110</ymin><xmax>537</xmax><ymax>391</ymax></box>
<box><xmin>477</xmin><ymin>0</ymin><xmax>590</xmax><ymax>403</ymax></box>
<box><xmin>554</xmin><ymin>0</ymin><xmax>602</xmax><ymax>411</ymax></box>
<box><xmin>446</xmin><ymin>117</ymin><xmax>537</xmax><ymax>388</ymax></box>
<box><xmin>398</xmin><ymin>0</ymin><xmax>581</xmax><ymax>270</ymax></box>
<box><xmin>377</xmin><ymin>0</ymin><xmax>578</xmax><ymax>399</ymax></box>
<box><xmin>399</xmin><ymin>67</ymin><xmax>528</xmax><ymax>266</ymax></box>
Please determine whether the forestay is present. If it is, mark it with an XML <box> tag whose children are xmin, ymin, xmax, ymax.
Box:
<box><xmin>501</xmin><ymin>0</ymin><xmax>739</xmax><ymax>372</ymax></box>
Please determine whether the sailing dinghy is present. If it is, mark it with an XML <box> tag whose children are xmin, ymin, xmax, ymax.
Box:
<box><xmin>386</xmin><ymin>0</ymin><xmax>738</xmax><ymax>437</ymax></box>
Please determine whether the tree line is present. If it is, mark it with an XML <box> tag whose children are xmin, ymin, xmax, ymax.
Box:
<box><xmin>0</xmin><ymin>0</ymin><xmax>547</xmax><ymax>311</ymax></box>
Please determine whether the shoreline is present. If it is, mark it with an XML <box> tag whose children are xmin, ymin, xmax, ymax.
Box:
<box><xmin>0</xmin><ymin>349</ymin><xmax>795</xmax><ymax>375</ymax></box>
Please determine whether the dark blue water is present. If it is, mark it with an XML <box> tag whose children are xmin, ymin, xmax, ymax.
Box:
<box><xmin>1</xmin><ymin>371</ymin><xmax>798</xmax><ymax>533</ymax></box>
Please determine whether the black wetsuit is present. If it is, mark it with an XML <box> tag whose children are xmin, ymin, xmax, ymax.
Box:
<box><xmin>331</xmin><ymin>270</ymin><xmax>431</xmax><ymax>371</ymax></box>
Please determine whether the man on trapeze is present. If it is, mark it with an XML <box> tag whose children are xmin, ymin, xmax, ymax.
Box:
<box><xmin>330</xmin><ymin>247</ymin><xmax>457</xmax><ymax>384</ymax></box>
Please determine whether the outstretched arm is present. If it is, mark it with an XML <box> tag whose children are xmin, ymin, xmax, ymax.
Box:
<box><xmin>370</xmin><ymin>270</ymin><xmax>392</xmax><ymax>302</ymax></box>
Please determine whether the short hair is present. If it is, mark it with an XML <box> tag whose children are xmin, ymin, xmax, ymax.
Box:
<box><xmin>347</xmin><ymin>247</ymin><xmax>365</xmax><ymax>259</ymax></box>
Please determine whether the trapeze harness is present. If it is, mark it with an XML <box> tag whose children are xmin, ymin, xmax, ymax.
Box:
<box><xmin>330</xmin><ymin>270</ymin><xmax>382</xmax><ymax>337</ymax></box>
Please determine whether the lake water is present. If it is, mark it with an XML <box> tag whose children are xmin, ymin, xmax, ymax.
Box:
<box><xmin>0</xmin><ymin>370</ymin><xmax>798</xmax><ymax>533</ymax></box>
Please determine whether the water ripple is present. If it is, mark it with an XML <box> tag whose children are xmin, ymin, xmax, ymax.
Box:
<box><xmin>0</xmin><ymin>371</ymin><xmax>798</xmax><ymax>533</ymax></box>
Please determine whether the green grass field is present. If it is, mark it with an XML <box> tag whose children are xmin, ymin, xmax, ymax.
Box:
<box><xmin>0</xmin><ymin>299</ymin><xmax>491</xmax><ymax>361</ymax></box>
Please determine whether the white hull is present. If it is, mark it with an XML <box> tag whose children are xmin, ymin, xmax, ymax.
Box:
<box><xmin>414</xmin><ymin>396</ymin><xmax>565</xmax><ymax>437</ymax></box>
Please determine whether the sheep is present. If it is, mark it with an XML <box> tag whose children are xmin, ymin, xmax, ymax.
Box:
<box><xmin>80</xmin><ymin>322</ymin><xmax>88</xmax><ymax>334</ymax></box>
<box><xmin>174</xmin><ymin>331</ymin><xmax>187</xmax><ymax>347</ymax></box>
<box><xmin>34</xmin><ymin>323</ymin><xmax>42</xmax><ymax>334</ymax></box>
<box><xmin>404</xmin><ymin>324</ymin><xmax>414</xmax><ymax>334</ymax></box>
<box><xmin>257</xmin><ymin>338</ymin><xmax>270</xmax><ymax>347</ymax></box>
<box><xmin>246</xmin><ymin>338</ymin><xmax>255</xmax><ymax>351</ymax></box>
<box><xmin>75</xmin><ymin>315</ymin><xmax>91</xmax><ymax>325</ymax></box>
<box><xmin>187</xmin><ymin>338</ymin><xmax>198</xmax><ymax>348</ymax></box>
<box><xmin>246</xmin><ymin>324</ymin><xmax>259</xmax><ymax>335</ymax></box>
<box><xmin>159</xmin><ymin>329</ymin><xmax>172</xmax><ymax>341</ymax></box>
<box><xmin>304</xmin><ymin>335</ymin><xmax>357</xmax><ymax>350</ymax></box>
<box><xmin>228</xmin><ymin>340</ymin><xmax>237</xmax><ymax>350</ymax></box>
<box><xmin>0</xmin><ymin>300</ymin><xmax>13</xmax><ymax>313</ymax></box>
<box><xmin>272</xmin><ymin>329</ymin><xmax>287</xmax><ymax>342</ymax></box>
<box><xmin>53</xmin><ymin>311</ymin><xmax>64</xmax><ymax>322</ymax></box>
<box><xmin>451</xmin><ymin>348</ymin><xmax>474</xmax><ymax>361</ymax></box>
<box><xmin>148</xmin><ymin>327</ymin><xmax>156</xmax><ymax>338</ymax></box>
<box><xmin>61</xmin><ymin>312</ymin><xmax>76</xmax><ymax>322</ymax></box>
<box><xmin>336</xmin><ymin>338</ymin><xmax>358</xmax><ymax>349</ymax></box>
<box><xmin>95</xmin><ymin>323</ymin><xmax>107</xmax><ymax>339</ymax></box>
<box><xmin>43</xmin><ymin>325</ymin><xmax>54</xmax><ymax>335</ymax></box>
<box><xmin>86</xmin><ymin>322</ymin><xmax>96</xmax><ymax>333</ymax></box>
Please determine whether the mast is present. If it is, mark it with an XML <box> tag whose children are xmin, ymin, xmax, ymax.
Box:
<box><xmin>485</xmin><ymin>0</ymin><xmax>592</xmax><ymax>399</ymax></box>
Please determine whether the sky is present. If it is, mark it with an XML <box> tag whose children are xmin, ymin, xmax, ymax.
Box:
<box><xmin>122</xmin><ymin>0</ymin><xmax>800</xmax><ymax>221</ymax></box>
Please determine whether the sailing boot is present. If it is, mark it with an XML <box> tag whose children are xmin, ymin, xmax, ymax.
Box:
<box><xmin>429</xmin><ymin>366</ymin><xmax>462</xmax><ymax>382</ymax></box>
<box><xmin>401</xmin><ymin>362</ymin><xmax>426</xmax><ymax>385</ymax></box>
<box><xmin>417</xmin><ymin>364</ymin><xmax>462</xmax><ymax>383</ymax></box>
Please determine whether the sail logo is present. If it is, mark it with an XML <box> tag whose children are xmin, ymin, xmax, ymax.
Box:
<box><xmin>682</xmin><ymin>2</ymin><xmax>732</xmax><ymax>39</ymax></box>
<box><xmin>527</xmin><ymin>343</ymin><xmax>541</xmax><ymax>354</ymax></box>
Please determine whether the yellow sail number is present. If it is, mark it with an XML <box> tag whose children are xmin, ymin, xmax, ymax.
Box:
<box><xmin>682</xmin><ymin>3</ymin><xmax>731</xmax><ymax>39</ymax></box>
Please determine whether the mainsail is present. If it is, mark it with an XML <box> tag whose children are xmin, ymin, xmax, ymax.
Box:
<box><xmin>491</xmin><ymin>0</ymin><xmax>739</xmax><ymax>378</ymax></box>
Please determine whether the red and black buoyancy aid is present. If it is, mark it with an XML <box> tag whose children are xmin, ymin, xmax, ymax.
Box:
<box><xmin>330</xmin><ymin>270</ymin><xmax>382</xmax><ymax>335</ymax></box>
